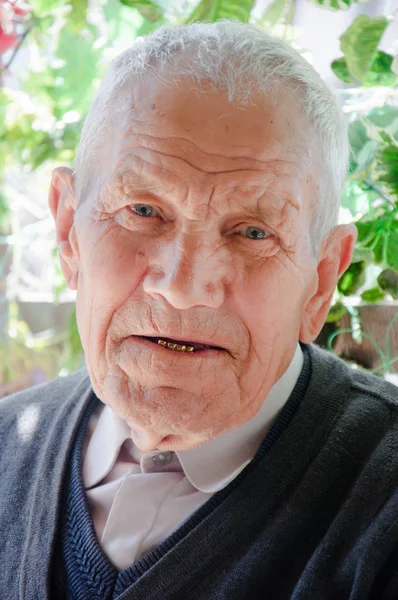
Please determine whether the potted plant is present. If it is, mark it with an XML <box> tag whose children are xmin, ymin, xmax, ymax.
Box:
<box><xmin>318</xmin><ymin>104</ymin><xmax>398</xmax><ymax>376</ymax></box>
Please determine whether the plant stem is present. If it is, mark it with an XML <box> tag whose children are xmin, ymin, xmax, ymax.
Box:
<box><xmin>364</xmin><ymin>177</ymin><xmax>395</xmax><ymax>208</ymax></box>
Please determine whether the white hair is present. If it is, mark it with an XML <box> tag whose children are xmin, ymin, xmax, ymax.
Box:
<box><xmin>74</xmin><ymin>20</ymin><xmax>349</xmax><ymax>254</ymax></box>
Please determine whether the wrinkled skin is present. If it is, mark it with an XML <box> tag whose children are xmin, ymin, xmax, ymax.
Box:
<box><xmin>49</xmin><ymin>76</ymin><xmax>357</xmax><ymax>452</ymax></box>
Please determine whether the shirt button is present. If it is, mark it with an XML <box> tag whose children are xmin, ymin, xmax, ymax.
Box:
<box><xmin>152</xmin><ymin>451</ymin><xmax>174</xmax><ymax>466</ymax></box>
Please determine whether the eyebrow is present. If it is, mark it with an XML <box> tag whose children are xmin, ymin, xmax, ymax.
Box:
<box><xmin>228</xmin><ymin>182</ymin><xmax>301</xmax><ymax>218</ymax></box>
<box><xmin>107</xmin><ymin>165</ymin><xmax>190</xmax><ymax>212</ymax></box>
<box><xmin>237</xmin><ymin>202</ymin><xmax>295</xmax><ymax>221</ymax></box>
<box><xmin>114</xmin><ymin>172</ymin><xmax>165</xmax><ymax>197</ymax></box>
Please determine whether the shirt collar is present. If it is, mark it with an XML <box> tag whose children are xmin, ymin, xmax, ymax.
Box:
<box><xmin>83</xmin><ymin>400</ymin><xmax>131</xmax><ymax>488</ymax></box>
<box><xmin>83</xmin><ymin>343</ymin><xmax>303</xmax><ymax>493</ymax></box>
<box><xmin>176</xmin><ymin>343</ymin><xmax>303</xmax><ymax>492</ymax></box>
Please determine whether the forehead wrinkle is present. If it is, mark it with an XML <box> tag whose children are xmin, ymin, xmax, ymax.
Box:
<box><xmin>118</xmin><ymin>141</ymin><xmax>267</xmax><ymax>179</ymax></box>
<box><xmin>122</xmin><ymin>118</ymin><xmax>312</xmax><ymax>174</ymax></box>
<box><xmin>123</xmin><ymin>127</ymin><xmax>268</xmax><ymax>173</ymax></box>
<box><xmin>114</xmin><ymin>147</ymin><xmax>301</xmax><ymax>193</ymax></box>
<box><xmin>215</xmin><ymin>155</ymin><xmax>306</xmax><ymax>191</ymax></box>
<box><xmin>116</xmin><ymin>121</ymin><xmax>309</xmax><ymax>180</ymax></box>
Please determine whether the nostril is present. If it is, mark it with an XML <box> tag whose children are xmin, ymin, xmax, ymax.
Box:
<box><xmin>143</xmin><ymin>267</ymin><xmax>225</xmax><ymax>311</ymax></box>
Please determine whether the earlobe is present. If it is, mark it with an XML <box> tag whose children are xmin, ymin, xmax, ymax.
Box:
<box><xmin>299</xmin><ymin>223</ymin><xmax>358</xmax><ymax>343</ymax></box>
<box><xmin>48</xmin><ymin>167</ymin><xmax>79</xmax><ymax>291</ymax></box>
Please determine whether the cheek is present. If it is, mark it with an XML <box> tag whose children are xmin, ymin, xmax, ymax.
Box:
<box><xmin>238</xmin><ymin>257</ymin><xmax>306</xmax><ymax>341</ymax></box>
<box><xmin>234</xmin><ymin>258</ymin><xmax>307</xmax><ymax>401</ymax></box>
<box><xmin>76</xmin><ymin>225</ymin><xmax>147</xmax><ymax>345</ymax></box>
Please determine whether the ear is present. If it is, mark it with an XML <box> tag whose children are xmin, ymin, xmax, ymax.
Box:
<box><xmin>48</xmin><ymin>167</ymin><xmax>79</xmax><ymax>291</ymax></box>
<box><xmin>300</xmin><ymin>223</ymin><xmax>358</xmax><ymax>343</ymax></box>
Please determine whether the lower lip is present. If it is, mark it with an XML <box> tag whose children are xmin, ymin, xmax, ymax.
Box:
<box><xmin>132</xmin><ymin>336</ymin><xmax>224</xmax><ymax>356</ymax></box>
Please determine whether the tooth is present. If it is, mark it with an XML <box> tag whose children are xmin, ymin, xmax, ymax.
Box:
<box><xmin>157</xmin><ymin>339</ymin><xmax>194</xmax><ymax>352</ymax></box>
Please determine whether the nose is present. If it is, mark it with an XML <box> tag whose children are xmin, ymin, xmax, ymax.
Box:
<box><xmin>143</xmin><ymin>236</ymin><xmax>229</xmax><ymax>310</ymax></box>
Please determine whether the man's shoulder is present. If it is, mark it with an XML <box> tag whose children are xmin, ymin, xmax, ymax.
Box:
<box><xmin>0</xmin><ymin>367</ymin><xmax>91</xmax><ymax>420</ymax></box>
<box><xmin>308</xmin><ymin>343</ymin><xmax>398</xmax><ymax>411</ymax></box>
<box><xmin>348</xmin><ymin>363</ymin><xmax>398</xmax><ymax>408</ymax></box>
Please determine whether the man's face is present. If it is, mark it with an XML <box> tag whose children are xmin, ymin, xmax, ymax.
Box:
<box><xmin>65</xmin><ymin>78</ymin><xmax>324</xmax><ymax>452</ymax></box>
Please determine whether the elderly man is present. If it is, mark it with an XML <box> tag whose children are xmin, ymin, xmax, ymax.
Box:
<box><xmin>1</xmin><ymin>20</ymin><xmax>398</xmax><ymax>600</ymax></box>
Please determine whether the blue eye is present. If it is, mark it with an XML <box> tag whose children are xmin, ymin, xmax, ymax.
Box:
<box><xmin>132</xmin><ymin>204</ymin><xmax>154</xmax><ymax>217</ymax></box>
<box><xmin>244</xmin><ymin>226</ymin><xmax>268</xmax><ymax>240</ymax></box>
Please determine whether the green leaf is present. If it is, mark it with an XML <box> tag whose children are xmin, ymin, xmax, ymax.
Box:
<box><xmin>376</xmin><ymin>142</ymin><xmax>398</xmax><ymax>198</ymax></box>
<box><xmin>352</xmin><ymin>246</ymin><xmax>374</xmax><ymax>264</ymax></box>
<box><xmin>355</xmin><ymin>219</ymin><xmax>377</xmax><ymax>245</ymax></box>
<box><xmin>49</xmin><ymin>26</ymin><xmax>101</xmax><ymax>115</ymax></box>
<box><xmin>347</xmin><ymin>119</ymin><xmax>370</xmax><ymax>171</ymax></box>
<box><xmin>364</xmin><ymin>51</ymin><xmax>398</xmax><ymax>87</ymax></box>
<box><xmin>360</xmin><ymin>287</ymin><xmax>385</xmax><ymax>303</ymax></box>
<box><xmin>377</xmin><ymin>268</ymin><xmax>398</xmax><ymax>299</ymax></box>
<box><xmin>338</xmin><ymin>261</ymin><xmax>366</xmax><ymax>295</ymax></box>
<box><xmin>262</xmin><ymin>0</ymin><xmax>290</xmax><ymax>25</ymax></box>
<box><xmin>30</xmin><ymin>136</ymin><xmax>57</xmax><ymax>169</ymax></box>
<box><xmin>373</xmin><ymin>233</ymin><xmax>384</xmax><ymax>264</ymax></box>
<box><xmin>308</xmin><ymin>0</ymin><xmax>370</xmax><ymax>10</ymax></box>
<box><xmin>367</xmin><ymin>106</ymin><xmax>398</xmax><ymax>130</ymax></box>
<box><xmin>385</xmin><ymin>229</ymin><xmax>398</xmax><ymax>270</ymax></box>
<box><xmin>331</xmin><ymin>57</ymin><xmax>352</xmax><ymax>83</ymax></box>
<box><xmin>350</xmin><ymin>139</ymin><xmax>377</xmax><ymax>174</ymax></box>
<box><xmin>332</xmin><ymin>52</ymin><xmax>397</xmax><ymax>86</ymax></box>
<box><xmin>326</xmin><ymin>301</ymin><xmax>347</xmax><ymax>323</ymax></box>
<box><xmin>35</xmin><ymin>14</ymin><xmax>55</xmax><ymax>30</ymax></box>
<box><xmin>363</xmin><ymin>122</ymin><xmax>396</xmax><ymax>147</ymax></box>
<box><xmin>68</xmin><ymin>0</ymin><xmax>89</xmax><ymax>33</ymax></box>
<box><xmin>339</xmin><ymin>16</ymin><xmax>391</xmax><ymax>83</ymax></box>
<box><xmin>30</xmin><ymin>0</ymin><xmax>64</xmax><ymax>16</ymax></box>
<box><xmin>186</xmin><ymin>0</ymin><xmax>255</xmax><ymax>23</ymax></box>
<box><xmin>371</xmin><ymin>223</ymin><xmax>398</xmax><ymax>269</ymax></box>
<box><xmin>120</xmin><ymin>0</ymin><xmax>163</xmax><ymax>22</ymax></box>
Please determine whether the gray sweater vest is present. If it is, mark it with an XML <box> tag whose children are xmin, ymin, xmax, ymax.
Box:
<box><xmin>1</xmin><ymin>343</ymin><xmax>398</xmax><ymax>600</ymax></box>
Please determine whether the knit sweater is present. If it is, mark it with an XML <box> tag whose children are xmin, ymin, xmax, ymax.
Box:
<box><xmin>1</xmin><ymin>343</ymin><xmax>398</xmax><ymax>600</ymax></box>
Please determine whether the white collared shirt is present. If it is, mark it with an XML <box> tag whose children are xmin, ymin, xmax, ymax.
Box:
<box><xmin>83</xmin><ymin>344</ymin><xmax>303</xmax><ymax>570</ymax></box>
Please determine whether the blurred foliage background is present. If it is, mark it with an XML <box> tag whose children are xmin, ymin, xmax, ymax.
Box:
<box><xmin>0</xmin><ymin>0</ymin><xmax>397</xmax><ymax>395</ymax></box>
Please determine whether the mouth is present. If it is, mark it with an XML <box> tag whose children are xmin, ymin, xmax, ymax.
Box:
<box><xmin>139</xmin><ymin>335</ymin><xmax>225</xmax><ymax>353</ymax></box>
